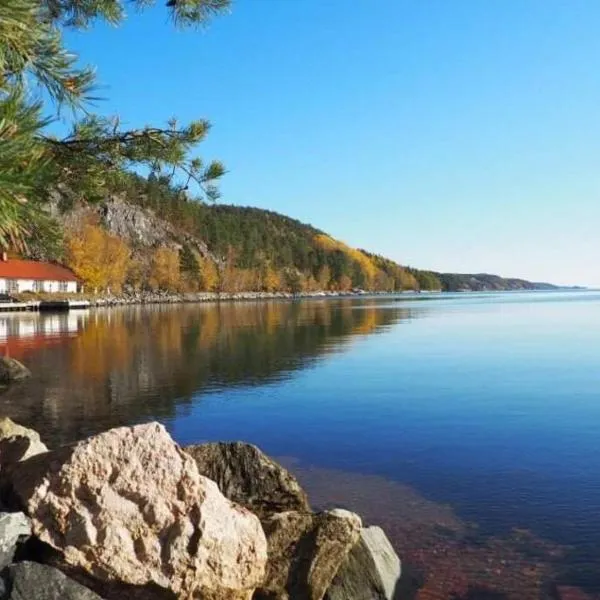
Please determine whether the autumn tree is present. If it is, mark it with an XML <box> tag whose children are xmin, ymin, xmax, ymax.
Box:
<box><xmin>149</xmin><ymin>247</ymin><xmax>181</xmax><ymax>291</ymax></box>
<box><xmin>261</xmin><ymin>263</ymin><xmax>281</xmax><ymax>292</ymax></box>
<box><xmin>198</xmin><ymin>257</ymin><xmax>219</xmax><ymax>291</ymax></box>
<box><xmin>65</xmin><ymin>223</ymin><xmax>130</xmax><ymax>292</ymax></box>
<box><xmin>338</xmin><ymin>274</ymin><xmax>353</xmax><ymax>292</ymax></box>
<box><xmin>0</xmin><ymin>0</ymin><xmax>229</xmax><ymax>252</ymax></box>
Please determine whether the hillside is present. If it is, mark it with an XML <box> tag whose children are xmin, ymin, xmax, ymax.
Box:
<box><xmin>41</xmin><ymin>174</ymin><xmax>557</xmax><ymax>294</ymax></box>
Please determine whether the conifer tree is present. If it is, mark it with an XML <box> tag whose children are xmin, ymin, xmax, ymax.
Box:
<box><xmin>0</xmin><ymin>0</ymin><xmax>229</xmax><ymax>251</ymax></box>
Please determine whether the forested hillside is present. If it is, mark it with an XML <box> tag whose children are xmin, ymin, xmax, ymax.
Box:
<box><xmin>53</xmin><ymin>173</ymin><xmax>434</xmax><ymax>293</ymax></box>
<box><xmin>43</xmin><ymin>173</ymin><xmax>557</xmax><ymax>295</ymax></box>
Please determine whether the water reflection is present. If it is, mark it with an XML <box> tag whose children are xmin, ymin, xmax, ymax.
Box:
<box><xmin>0</xmin><ymin>299</ymin><xmax>409</xmax><ymax>446</ymax></box>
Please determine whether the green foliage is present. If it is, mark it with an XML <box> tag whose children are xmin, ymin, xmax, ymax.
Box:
<box><xmin>0</xmin><ymin>0</ymin><xmax>230</xmax><ymax>251</ymax></box>
<box><xmin>407</xmin><ymin>268</ymin><xmax>443</xmax><ymax>291</ymax></box>
<box><xmin>180</xmin><ymin>244</ymin><xmax>199</xmax><ymax>278</ymax></box>
<box><xmin>107</xmin><ymin>172</ymin><xmax>437</xmax><ymax>292</ymax></box>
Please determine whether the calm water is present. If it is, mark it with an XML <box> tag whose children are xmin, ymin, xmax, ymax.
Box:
<box><xmin>1</xmin><ymin>291</ymin><xmax>600</xmax><ymax>597</ymax></box>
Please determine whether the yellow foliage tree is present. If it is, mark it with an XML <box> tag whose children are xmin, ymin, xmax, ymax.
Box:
<box><xmin>261</xmin><ymin>264</ymin><xmax>281</xmax><ymax>292</ymax></box>
<box><xmin>199</xmin><ymin>257</ymin><xmax>219</xmax><ymax>291</ymax></box>
<box><xmin>65</xmin><ymin>223</ymin><xmax>131</xmax><ymax>293</ymax></box>
<box><xmin>149</xmin><ymin>248</ymin><xmax>181</xmax><ymax>291</ymax></box>
<box><xmin>314</xmin><ymin>235</ymin><xmax>378</xmax><ymax>288</ymax></box>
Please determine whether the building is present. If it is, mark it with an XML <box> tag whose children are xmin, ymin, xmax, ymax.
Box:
<box><xmin>0</xmin><ymin>254</ymin><xmax>79</xmax><ymax>294</ymax></box>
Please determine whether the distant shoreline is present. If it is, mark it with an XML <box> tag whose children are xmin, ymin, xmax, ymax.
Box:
<box><xmin>80</xmin><ymin>286</ymin><xmax>588</xmax><ymax>308</ymax></box>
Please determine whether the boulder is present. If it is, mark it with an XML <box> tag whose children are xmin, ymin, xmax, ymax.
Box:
<box><xmin>2</xmin><ymin>561</ymin><xmax>103</xmax><ymax>600</ymax></box>
<box><xmin>255</xmin><ymin>509</ymin><xmax>362</xmax><ymax>600</ymax></box>
<box><xmin>0</xmin><ymin>512</ymin><xmax>31</xmax><ymax>570</ymax></box>
<box><xmin>0</xmin><ymin>418</ymin><xmax>48</xmax><ymax>469</ymax></box>
<box><xmin>325</xmin><ymin>526</ymin><xmax>401</xmax><ymax>600</ymax></box>
<box><xmin>0</xmin><ymin>358</ymin><xmax>31</xmax><ymax>385</ymax></box>
<box><xmin>184</xmin><ymin>442</ymin><xmax>309</xmax><ymax>519</ymax></box>
<box><xmin>8</xmin><ymin>423</ymin><xmax>267</xmax><ymax>600</ymax></box>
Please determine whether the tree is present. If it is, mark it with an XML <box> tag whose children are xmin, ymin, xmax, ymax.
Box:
<box><xmin>0</xmin><ymin>0</ymin><xmax>229</xmax><ymax>251</ymax></box>
<box><xmin>198</xmin><ymin>257</ymin><xmax>219</xmax><ymax>291</ymax></box>
<box><xmin>283</xmin><ymin>269</ymin><xmax>305</xmax><ymax>294</ymax></box>
<box><xmin>65</xmin><ymin>222</ymin><xmax>130</xmax><ymax>292</ymax></box>
<box><xmin>149</xmin><ymin>247</ymin><xmax>181</xmax><ymax>291</ymax></box>
<box><xmin>261</xmin><ymin>263</ymin><xmax>281</xmax><ymax>292</ymax></box>
<box><xmin>316</xmin><ymin>265</ymin><xmax>331</xmax><ymax>290</ymax></box>
<box><xmin>338</xmin><ymin>274</ymin><xmax>353</xmax><ymax>292</ymax></box>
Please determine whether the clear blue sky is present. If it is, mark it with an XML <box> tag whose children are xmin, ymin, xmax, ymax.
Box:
<box><xmin>64</xmin><ymin>0</ymin><xmax>600</xmax><ymax>286</ymax></box>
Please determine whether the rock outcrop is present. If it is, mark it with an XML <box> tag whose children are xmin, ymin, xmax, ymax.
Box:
<box><xmin>325</xmin><ymin>526</ymin><xmax>402</xmax><ymax>600</ymax></box>
<box><xmin>0</xmin><ymin>513</ymin><xmax>31</xmax><ymax>570</ymax></box>
<box><xmin>8</xmin><ymin>423</ymin><xmax>267</xmax><ymax>600</ymax></box>
<box><xmin>255</xmin><ymin>509</ymin><xmax>362</xmax><ymax>600</ymax></box>
<box><xmin>0</xmin><ymin>358</ymin><xmax>31</xmax><ymax>385</ymax></box>
<box><xmin>2</xmin><ymin>561</ymin><xmax>103</xmax><ymax>600</ymax></box>
<box><xmin>184</xmin><ymin>442</ymin><xmax>310</xmax><ymax>519</ymax></box>
<box><xmin>0</xmin><ymin>418</ymin><xmax>48</xmax><ymax>470</ymax></box>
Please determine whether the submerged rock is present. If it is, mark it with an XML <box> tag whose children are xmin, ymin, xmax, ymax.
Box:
<box><xmin>0</xmin><ymin>418</ymin><xmax>48</xmax><ymax>470</ymax></box>
<box><xmin>0</xmin><ymin>512</ymin><xmax>31</xmax><ymax>570</ymax></box>
<box><xmin>255</xmin><ymin>509</ymin><xmax>362</xmax><ymax>600</ymax></box>
<box><xmin>325</xmin><ymin>526</ymin><xmax>401</xmax><ymax>600</ymax></box>
<box><xmin>8</xmin><ymin>423</ymin><xmax>267</xmax><ymax>600</ymax></box>
<box><xmin>184</xmin><ymin>442</ymin><xmax>310</xmax><ymax>519</ymax></box>
<box><xmin>0</xmin><ymin>358</ymin><xmax>31</xmax><ymax>385</ymax></box>
<box><xmin>2</xmin><ymin>561</ymin><xmax>103</xmax><ymax>600</ymax></box>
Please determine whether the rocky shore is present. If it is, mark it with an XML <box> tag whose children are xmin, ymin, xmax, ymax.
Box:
<box><xmin>85</xmin><ymin>289</ymin><xmax>404</xmax><ymax>307</ymax></box>
<box><xmin>0</xmin><ymin>418</ymin><xmax>402</xmax><ymax>599</ymax></box>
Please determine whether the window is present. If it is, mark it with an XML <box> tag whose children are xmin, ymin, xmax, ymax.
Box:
<box><xmin>59</xmin><ymin>281</ymin><xmax>69</xmax><ymax>292</ymax></box>
<box><xmin>7</xmin><ymin>280</ymin><xmax>18</xmax><ymax>294</ymax></box>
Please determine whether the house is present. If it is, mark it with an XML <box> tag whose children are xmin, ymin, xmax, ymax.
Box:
<box><xmin>0</xmin><ymin>254</ymin><xmax>79</xmax><ymax>294</ymax></box>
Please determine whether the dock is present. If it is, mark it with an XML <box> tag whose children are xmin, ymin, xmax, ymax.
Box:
<box><xmin>0</xmin><ymin>300</ymin><xmax>90</xmax><ymax>313</ymax></box>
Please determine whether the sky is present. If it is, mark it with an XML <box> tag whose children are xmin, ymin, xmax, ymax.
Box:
<box><xmin>63</xmin><ymin>0</ymin><xmax>600</xmax><ymax>286</ymax></box>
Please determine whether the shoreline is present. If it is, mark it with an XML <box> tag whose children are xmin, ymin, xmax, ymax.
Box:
<box><xmin>4</xmin><ymin>286</ymin><xmax>583</xmax><ymax>312</ymax></box>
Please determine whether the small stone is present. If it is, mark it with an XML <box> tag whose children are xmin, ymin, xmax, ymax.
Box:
<box><xmin>184</xmin><ymin>442</ymin><xmax>310</xmax><ymax>519</ymax></box>
<box><xmin>0</xmin><ymin>418</ymin><xmax>48</xmax><ymax>470</ymax></box>
<box><xmin>3</xmin><ymin>561</ymin><xmax>103</xmax><ymax>600</ymax></box>
<box><xmin>256</xmin><ymin>509</ymin><xmax>362</xmax><ymax>600</ymax></box>
<box><xmin>325</xmin><ymin>526</ymin><xmax>401</xmax><ymax>600</ymax></box>
<box><xmin>0</xmin><ymin>358</ymin><xmax>31</xmax><ymax>385</ymax></box>
<box><xmin>0</xmin><ymin>512</ymin><xmax>31</xmax><ymax>570</ymax></box>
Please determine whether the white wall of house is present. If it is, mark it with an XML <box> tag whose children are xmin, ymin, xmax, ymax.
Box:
<box><xmin>16</xmin><ymin>279</ymin><xmax>36</xmax><ymax>293</ymax></box>
<box><xmin>0</xmin><ymin>278</ymin><xmax>77</xmax><ymax>294</ymax></box>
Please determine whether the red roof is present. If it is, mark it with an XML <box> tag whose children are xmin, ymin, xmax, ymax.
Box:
<box><xmin>0</xmin><ymin>260</ymin><xmax>79</xmax><ymax>282</ymax></box>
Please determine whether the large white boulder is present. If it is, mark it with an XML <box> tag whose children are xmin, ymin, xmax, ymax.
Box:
<box><xmin>9</xmin><ymin>423</ymin><xmax>267</xmax><ymax>600</ymax></box>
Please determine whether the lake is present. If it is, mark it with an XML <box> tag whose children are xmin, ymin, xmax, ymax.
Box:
<box><xmin>1</xmin><ymin>291</ymin><xmax>599</xmax><ymax>599</ymax></box>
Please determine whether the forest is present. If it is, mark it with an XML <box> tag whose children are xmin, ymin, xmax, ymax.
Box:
<box><xmin>57</xmin><ymin>172</ymin><xmax>443</xmax><ymax>294</ymax></box>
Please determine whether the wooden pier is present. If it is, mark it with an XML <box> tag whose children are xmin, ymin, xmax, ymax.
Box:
<box><xmin>0</xmin><ymin>300</ymin><xmax>90</xmax><ymax>313</ymax></box>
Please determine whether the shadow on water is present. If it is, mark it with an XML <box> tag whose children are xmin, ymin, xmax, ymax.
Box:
<box><xmin>0</xmin><ymin>299</ymin><xmax>410</xmax><ymax>446</ymax></box>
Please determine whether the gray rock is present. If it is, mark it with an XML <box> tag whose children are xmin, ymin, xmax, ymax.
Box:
<box><xmin>0</xmin><ymin>513</ymin><xmax>31</xmax><ymax>570</ymax></box>
<box><xmin>325</xmin><ymin>526</ymin><xmax>401</xmax><ymax>600</ymax></box>
<box><xmin>184</xmin><ymin>442</ymin><xmax>310</xmax><ymax>519</ymax></box>
<box><xmin>255</xmin><ymin>509</ymin><xmax>362</xmax><ymax>600</ymax></box>
<box><xmin>0</xmin><ymin>418</ymin><xmax>48</xmax><ymax>470</ymax></box>
<box><xmin>2</xmin><ymin>561</ymin><xmax>103</xmax><ymax>600</ymax></box>
<box><xmin>0</xmin><ymin>358</ymin><xmax>30</xmax><ymax>385</ymax></box>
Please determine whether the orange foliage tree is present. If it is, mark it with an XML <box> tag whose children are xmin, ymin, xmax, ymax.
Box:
<box><xmin>65</xmin><ymin>223</ymin><xmax>131</xmax><ymax>293</ymax></box>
